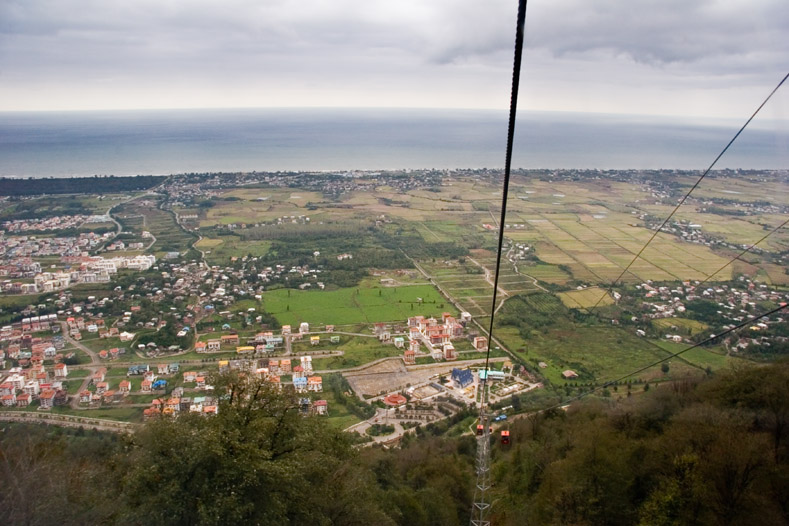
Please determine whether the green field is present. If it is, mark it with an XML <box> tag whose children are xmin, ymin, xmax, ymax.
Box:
<box><xmin>318</xmin><ymin>386</ymin><xmax>364</xmax><ymax>430</ymax></box>
<box><xmin>310</xmin><ymin>337</ymin><xmax>402</xmax><ymax>370</ymax></box>
<box><xmin>496</xmin><ymin>325</ymin><xmax>680</xmax><ymax>385</ymax></box>
<box><xmin>199</xmin><ymin>188</ymin><xmax>325</xmax><ymax>227</ymax></box>
<box><xmin>51</xmin><ymin>405</ymin><xmax>145</xmax><ymax>422</ymax></box>
<box><xmin>62</xmin><ymin>379</ymin><xmax>86</xmax><ymax>394</ymax></box>
<box><xmin>199</xmin><ymin>237</ymin><xmax>272</xmax><ymax>265</ymax></box>
<box><xmin>652</xmin><ymin>317</ymin><xmax>710</xmax><ymax>336</ymax></box>
<box><xmin>650</xmin><ymin>340</ymin><xmax>737</xmax><ymax>371</ymax></box>
<box><xmin>262</xmin><ymin>280</ymin><xmax>455</xmax><ymax>326</ymax></box>
<box><xmin>113</xmin><ymin>198</ymin><xmax>197</xmax><ymax>257</ymax></box>
<box><xmin>513</xmin><ymin>262</ymin><xmax>571</xmax><ymax>285</ymax></box>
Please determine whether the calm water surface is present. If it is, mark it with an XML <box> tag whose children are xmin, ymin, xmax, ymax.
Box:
<box><xmin>0</xmin><ymin>108</ymin><xmax>785</xmax><ymax>177</ymax></box>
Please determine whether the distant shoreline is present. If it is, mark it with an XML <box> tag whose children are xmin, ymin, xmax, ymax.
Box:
<box><xmin>1</xmin><ymin>108</ymin><xmax>786</xmax><ymax>178</ymax></box>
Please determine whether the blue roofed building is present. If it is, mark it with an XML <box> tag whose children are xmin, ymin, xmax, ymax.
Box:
<box><xmin>451</xmin><ymin>368</ymin><xmax>474</xmax><ymax>388</ymax></box>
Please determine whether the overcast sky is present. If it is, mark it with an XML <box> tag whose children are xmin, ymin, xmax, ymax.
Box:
<box><xmin>1</xmin><ymin>0</ymin><xmax>787</xmax><ymax>120</ymax></box>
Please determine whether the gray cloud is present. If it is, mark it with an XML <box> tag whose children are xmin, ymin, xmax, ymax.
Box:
<box><xmin>0</xmin><ymin>0</ymin><xmax>786</xmax><ymax>116</ymax></box>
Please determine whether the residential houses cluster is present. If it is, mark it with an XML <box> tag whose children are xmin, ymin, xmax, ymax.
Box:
<box><xmin>1</xmin><ymin>360</ymin><xmax>69</xmax><ymax>409</ymax></box>
<box><xmin>0</xmin><ymin>316</ymin><xmax>66</xmax><ymax>369</ymax></box>
<box><xmin>211</xmin><ymin>356</ymin><xmax>321</xmax><ymax>392</ymax></box>
<box><xmin>405</xmin><ymin>312</ymin><xmax>472</xmax><ymax>362</ymax></box>
<box><xmin>4</xmin><ymin>254</ymin><xmax>156</xmax><ymax>295</ymax></box>
<box><xmin>143</xmin><ymin>394</ymin><xmax>219</xmax><ymax>419</ymax></box>
<box><xmin>142</xmin><ymin>357</ymin><xmax>325</xmax><ymax>419</ymax></box>
<box><xmin>104</xmin><ymin>239</ymin><xmax>145</xmax><ymax>251</ymax></box>
<box><xmin>633</xmin><ymin>278</ymin><xmax>789</xmax><ymax>349</ymax></box>
<box><xmin>63</xmin><ymin>315</ymin><xmax>133</xmax><ymax>343</ymax></box>
<box><xmin>1</xmin><ymin>214</ymin><xmax>94</xmax><ymax>233</ymax></box>
<box><xmin>197</xmin><ymin>323</ymin><xmax>337</xmax><ymax>357</ymax></box>
<box><xmin>79</xmin><ymin>366</ymin><xmax>129</xmax><ymax>406</ymax></box>
<box><xmin>0</xmin><ymin>232</ymin><xmax>113</xmax><ymax>261</ymax></box>
<box><xmin>0</xmin><ymin>257</ymin><xmax>41</xmax><ymax>279</ymax></box>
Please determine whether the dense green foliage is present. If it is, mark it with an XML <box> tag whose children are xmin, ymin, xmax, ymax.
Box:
<box><xmin>224</xmin><ymin>221</ymin><xmax>470</xmax><ymax>289</ymax></box>
<box><xmin>487</xmin><ymin>363</ymin><xmax>789</xmax><ymax>525</ymax></box>
<box><xmin>122</xmin><ymin>374</ymin><xmax>391</xmax><ymax>525</ymax></box>
<box><xmin>325</xmin><ymin>373</ymin><xmax>376</xmax><ymax>419</ymax></box>
<box><xmin>685</xmin><ymin>299</ymin><xmax>723</xmax><ymax>324</ymax></box>
<box><xmin>0</xmin><ymin>195</ymin><xmax>93</xmax><ymax>219</ymax></box>
<box><xmin>0</xmin><ymin>424</ymin><xmax>122</xmax><ymax>525</ymax></box>
<box><xmin>496</xmin><ymin>292</ymin><xmax>570</xmax><ymax>336</ymax></box>
<box><xmin>237</xmin><ymin>226</ymin><xmax>415</xmax><ymax>288</ymax></box>
<box><xmin>2</xmin><ymin>363</ymin><xmax>787</xmax><ymax>525</ymax></box>
<box><xmin>0</xmin><ymin>175</ymin><xmax>166</xmax><ymax>196</ymax></box>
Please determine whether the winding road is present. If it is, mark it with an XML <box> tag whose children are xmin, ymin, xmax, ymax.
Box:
<box><xmin>59</xmin><ymin>321</ymin><xmax>102</xmax><ymax>409</ymax></box>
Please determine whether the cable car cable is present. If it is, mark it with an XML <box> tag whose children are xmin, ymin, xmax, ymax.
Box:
<box><xmin>694</xmin><ymin>216</ymin><xmax>789</xmax><ymax>289</ymax></box>
<box><xmin>479</xmin><ymin>0</ymin><xmax>528</xmax><ymax>416</ymax></box>
<box><xmin>539</xmin><ymin>302</ymin><xmax>788</xmax><ymax>413</ymax></box>
<box><xmin>589</xmin><ymin>71</ymin><xmax>789</xmax><ymax>311</ymax></box>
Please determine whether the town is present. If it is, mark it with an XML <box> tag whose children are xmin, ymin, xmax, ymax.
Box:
<box><xmin>0</xmin><ymin>168</ymin><xmax>787</xmax><ymax>442</ymax></box>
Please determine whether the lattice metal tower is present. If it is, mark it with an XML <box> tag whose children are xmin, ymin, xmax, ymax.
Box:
<box><xmin>470</xmin><ymin>378</ymin><xmax>492</xmax><ymax>526</ymax></box>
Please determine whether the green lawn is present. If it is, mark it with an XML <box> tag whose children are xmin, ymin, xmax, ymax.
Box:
<box><xmin>652</xmin><ymin>317</ymin><xmax>710</xmax><ymax>336</ymax></box>
<box><xmin>650</xmin><ymin>340</ymin><xmax>739</xmax><ymax>371</ymax></box>
<box><xmin>51</xmin><ymin>406</ymin><xmax>144</xmax><ymax>423</ymax></box>
<box><xmin>496</xmin><ymin>325</ymin><xmax>677</xmax><ymax>385</ymax></box>
<box><xmin>312</xmin><ymin>337</ymin><xmax>403</xmax><ymax>370</ymax></box>
<box><xmin>262</xmin><ymin>280</ymin><xmax>455</xmax><ymax>326</ymax></box>
<box><xmin>63</xmin><ymin>379</ymin><xmax>86</xmax><ymax>394</ymax></box>
<box><xmin>126</xmin><ymin>394</ymin><xmax>158</xmax><ymax>404</ymax></box>
<box><xmin>203</xmin><ymin>239</ymin><xmax>272</xmax><ymax>265</ymax></box>
<box><xmin>320</xmin><ymin>388</ymin><xmax>363</xmax><ymax>430</ymax></box>
<box><xmin>79</xmin><ymin>336</ymin><xmax>125</xmax><ymax>353</ymax></box>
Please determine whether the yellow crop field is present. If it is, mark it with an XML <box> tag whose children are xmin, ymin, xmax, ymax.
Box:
<box><xmin>558</xmin><ymin>287</ymin><xmax>615</xmax><ymax>309</ymax></box>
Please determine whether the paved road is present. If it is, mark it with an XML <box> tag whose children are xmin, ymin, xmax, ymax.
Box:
<box><xmin>60</xmin><ymin>321</ymin><xmax>102</xmax><ymax>409</ymax></box>
<box><xmin>467</xmin><ymin>256</ymin><xmax>510</xmax><ymax>302</ymax></box>
<box><xmin>345</xmin><ymin>407</ymin><xmax>408</xmax><ymax>444</ymax></box>
<box><xmin>0</xmin><ymin>410</ymin><xmax>136</xmax><ymax>434</ymax></box>
<box><xmin>405</xmin><ymin>251</ymin><xmax>520</xmax><ymax>365</ymax></box>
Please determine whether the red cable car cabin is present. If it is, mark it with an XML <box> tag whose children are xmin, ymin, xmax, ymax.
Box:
<box><xmin>476</xmin><ymin>424</ymin><xmax>494</xmax><ymax>436</ymax></box>
<box><xmin>501</xmin><ymin>430</ymin><xmax>510</xmax><ymax>445</ymax></box>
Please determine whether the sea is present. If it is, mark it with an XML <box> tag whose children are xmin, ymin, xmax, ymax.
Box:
<box><xmin>0</xmin><ymin>108</ymin><xmax>786</xmax><ymax>178</ymax></box>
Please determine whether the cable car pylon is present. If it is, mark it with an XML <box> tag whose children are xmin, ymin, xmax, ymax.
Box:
<box><xmin>471</xmin><ymin>378</ymin><xmax>492</xmax><ymax>526</ymax></box>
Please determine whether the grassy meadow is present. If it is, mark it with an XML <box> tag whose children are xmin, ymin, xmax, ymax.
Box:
<box><xmin>262</xmin><ymin>280</ymin><xmax>456</xmax><ymax>326</ymax></box>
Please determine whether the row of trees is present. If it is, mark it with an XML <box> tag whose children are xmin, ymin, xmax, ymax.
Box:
<box><xmin>0</xmin><ymin>175</ymin><xmax>165</xmax><ymax>196</ymax></box>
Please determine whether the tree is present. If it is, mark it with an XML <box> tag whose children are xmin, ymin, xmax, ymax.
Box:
<box><xmin>121</xmin><ymin>372</ymin><xmax>393</xmax><ymax>525</ymax></box>
<box><xmin>0</xmin><ymin>424</ymin><xmax>119</xmax><ymax>524</ymax></box>
<box><xmin>703</xmin><ymin>362</ymin><xmax>789</xmax><ymax>459</ymax></box>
